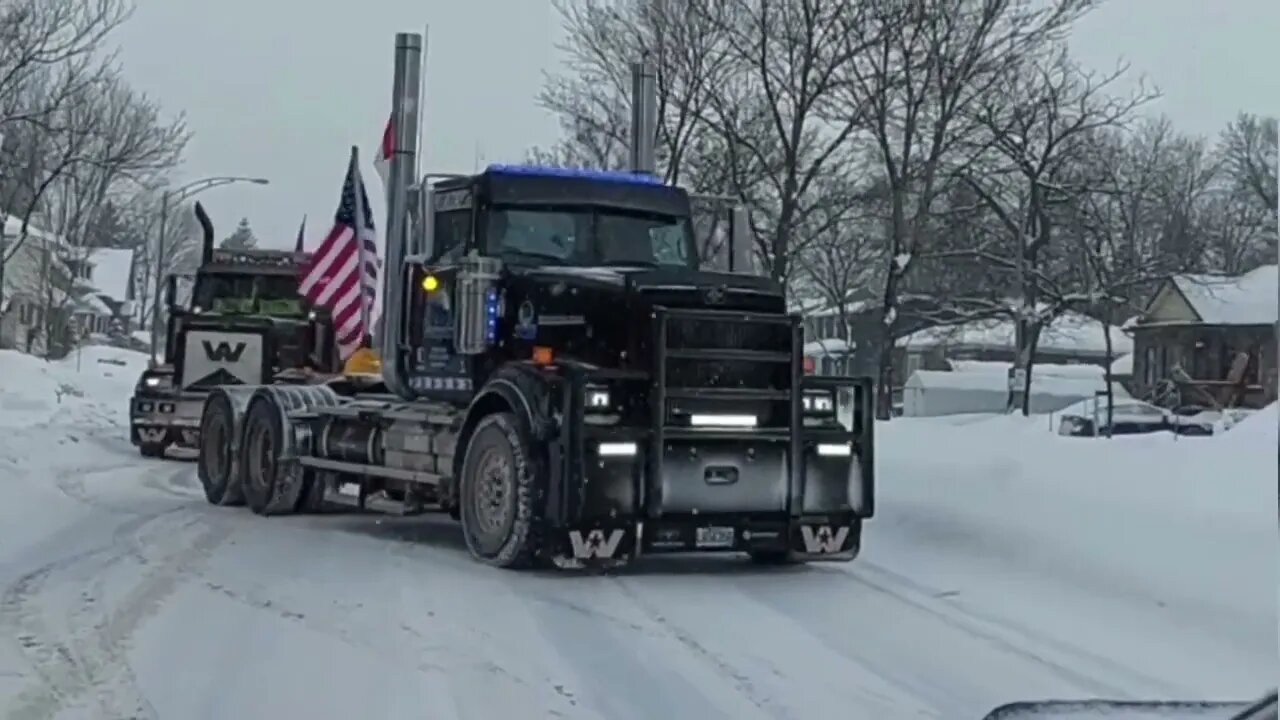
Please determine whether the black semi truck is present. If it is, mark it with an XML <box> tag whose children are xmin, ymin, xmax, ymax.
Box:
<box><xmin>130</xmin><ymin>203</ymin><xmax>341</xmax><ymax>458</ymax></box>
<box><xmin>194</xmin><ymin>31</ymin><xmax>875</xmax><ymax>570</ymax></box>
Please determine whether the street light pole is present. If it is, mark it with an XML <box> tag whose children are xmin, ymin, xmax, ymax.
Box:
<box><xmin>148</xmin><ymin>175</ymin><xmax>269</xmax><ymax>362</ymax></box>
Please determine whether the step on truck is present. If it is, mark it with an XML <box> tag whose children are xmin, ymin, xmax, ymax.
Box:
<box><xmin>130</xmin><ymin>203</ymin><xmax>343</xmax><ymax>459</ymax></box>
<box><xmin>195</xmin><ymin>30</ymin><xmax>875</xmax><ymax>570</ymax></box>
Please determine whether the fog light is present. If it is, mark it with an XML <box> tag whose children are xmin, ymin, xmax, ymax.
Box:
<box><xmin>816</xmin><ymin>443</ymin><xmax>851</xmax><ymax>456</ymax></box>
<box><xmin>585</xmin><ymin>387</ymin><xmax>610</xmax><ymax>409</ymax></box>
<box><xmin>598</xmin><ymin>441</ymin><xmax>636</xmax><ymax>457</ymax></box>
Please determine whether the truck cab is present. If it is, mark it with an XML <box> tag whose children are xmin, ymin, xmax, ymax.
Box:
<box><xmin>129</xmin><ymin>205</ymin><xmax>340</xmax><ymax>458</ymax></box>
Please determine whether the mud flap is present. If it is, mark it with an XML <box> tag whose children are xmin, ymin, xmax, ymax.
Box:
<box><xmin>548</xmin><ymin>523</ymin><xmax>639</xmax><ymax>570</ymax></box>
<box><xmin>787</xmin><ymin>519</ymin><xmax>861</xmax><ymax>562</ymax></box>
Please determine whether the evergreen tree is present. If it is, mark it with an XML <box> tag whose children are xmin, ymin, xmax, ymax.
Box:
<box><xmin>220</xmin><ymin>217</ymin><xmax>258</xmax><ymax>249</ymax></box>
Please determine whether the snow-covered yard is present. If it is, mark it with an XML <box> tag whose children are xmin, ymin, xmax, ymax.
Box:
<box><xmin>0</xmin><ymin>346</ymin><xmax>1273</xmax><ymax>719</ymax></box>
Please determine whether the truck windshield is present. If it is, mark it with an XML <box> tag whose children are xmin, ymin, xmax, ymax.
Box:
<box><xmin>194</xmin><ymin>273</ymin><xmax>304</xmax><ymax>316</ymax></box>
<box><xmin>486</xmin><ymin>207</ymin><xmax>696</xmax><ymax>269</ymax></box>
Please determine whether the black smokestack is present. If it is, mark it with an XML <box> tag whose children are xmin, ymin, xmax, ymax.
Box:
<box><xmin>194</xmin><ymin>201</ymin><xmax>214</xmax><ymax>265</ymax></box>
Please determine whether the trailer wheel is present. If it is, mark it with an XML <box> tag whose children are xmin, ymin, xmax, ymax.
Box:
<box><xmin>459</xmin><ymin>412</ymin><xmax>543</xmax><ymax>569</ymax></box>
<box><xmin>197</xmin><ymin>393</ymin><xmax>244</xmax><ymax>506</ymax></box>
<box><xmin>239</xmin><ymin>396</ymin><xmax>305</xmax><ymax>516</ymax></box>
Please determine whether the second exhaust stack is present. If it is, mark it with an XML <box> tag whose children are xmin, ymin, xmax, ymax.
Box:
<box><xmin>629</xmin><ymin>61</ymin><xmax>657</xmax><ymax>175</ymax></box>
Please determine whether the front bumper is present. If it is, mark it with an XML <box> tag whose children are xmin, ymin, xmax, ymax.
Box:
<box><xmin>129</xmin><ymin>391</ymin><xmax>206</xmax><ymax>447</ymax></box>
<box><xmin>545</xmin><ymin>367</ymin><xmax>874</xmax><ymax>564</ymax></box>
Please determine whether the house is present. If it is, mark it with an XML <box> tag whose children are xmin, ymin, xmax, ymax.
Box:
<box><xmin>797</xmin><ymin>293</ymin><xmax>945</xmax><ymax>378</ymax></box>
<box><xmin>0</xmin><ymin>214</ymin><xmax>139</xmax><ymax>356</ymax></box>
<box><xmin>0</xmin><ymin>215</ymin><xmax>77</xmax><ymax>355</ymax></box>
<box><xmin>65</xmin><ymin>247</ymin><xmax>139</xmax><ymax>337</ymax></box>
<box><xmin>1127</xmin><ymin>265</ymin><xmax>1277</xmax><ymax>409</ymax></box>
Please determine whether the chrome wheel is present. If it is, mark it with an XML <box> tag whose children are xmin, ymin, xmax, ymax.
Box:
<box><xmin>469</xmin><ymin>445</ymin><xmax>516</xmax><ymax>549</ymax></box>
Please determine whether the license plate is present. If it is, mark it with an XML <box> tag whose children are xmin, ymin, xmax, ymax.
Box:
<box><xmin>695</xmin><ymin>526</ymin><xmax>735</xmax><ymax>548</ymax></box>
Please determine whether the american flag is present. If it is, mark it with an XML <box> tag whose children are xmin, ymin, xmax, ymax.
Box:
<box><xmin>298</xmin><ymin>150</ymin><xmax>378</xmax><ymax>360</ymax></box>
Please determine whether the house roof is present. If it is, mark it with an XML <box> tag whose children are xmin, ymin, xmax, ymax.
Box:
<box><xmin>899</xmin><ymin>311</ymin><xmax>1133</xmax><ymax>355</ymax></box>
<box><xmin>1165</xmin><ymin>265</ymin><xmax>1277</xmax><ymax>326</ymax></box>
<box><xmin>88</xmin><ymin>248</ymin><xmax>135</xmax><ymax>303</ymax></box>
<box><xmin>2</xmin><ymin>214</ymin><xmax>65</xmax><ymax>249</ymax></box>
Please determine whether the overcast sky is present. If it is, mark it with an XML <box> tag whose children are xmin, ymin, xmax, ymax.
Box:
<box><xmin>114</xmin><ymin>0</ymin><xmax>1279</xmax><ymax>251</ymax></box>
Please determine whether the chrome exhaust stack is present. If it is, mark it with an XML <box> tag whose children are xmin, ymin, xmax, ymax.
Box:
<box><xmin>380</xmin><ymin>30</ymin><xmax>424</xmax><ymax>398</ymax></box>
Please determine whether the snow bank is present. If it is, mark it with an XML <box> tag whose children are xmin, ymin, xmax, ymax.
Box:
<box><xmin>0</xmin><ymin>345</ymin><xmax>148</xmax><ymax>430</ymax></box>
<box><xmin>872</xmin><ymin>413</ymin><xmax>1276</xmax><ymax>697</ymax></box>
<box><xmin>1217</xmin><ymin>402</ymin><xmax>1277</xmax><ymax>448</ymax></box>
<box><xmin>0</xmin><ymin>345</ymin><xmax>150</xmax><ymax>568</ymax></box>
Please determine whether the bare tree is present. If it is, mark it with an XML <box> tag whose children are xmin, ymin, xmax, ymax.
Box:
<box><xmin>3</xmin><ymin>62</ymin><xmax>187</xmax><ymax>354</ymax></box>
<box><xmin>946</xmin><ymin>46</ymin><xmax>1155</xmax><ymax>414</ymax></box>
<box><xmin>1067</xmin><ymin>120</ymin><xmax>1222</xmax><ymax>424</ymax></box>
<box><xmin>698</xmin><ymin>0</ymin><xmax>878</xmax><ymax>284</ymax></box>
<box><xmin>1219</xmin><ymin>112</ymin><xmax>1278</xmax><ymax>214</ymax></box>
<box><xmin>0</xmin><ymin>0</ymin><xmax>129</xmax><ymax>131</ymax></box>
<box><xmin>533</xmin><ymin>0</ymin><xmax>738</xmax><ymax>189</ymax></box>
<box><xmin>130</xmin><ymin>190</ymin><xmax>200</xmax><ymax>336</ymax></box>
<box><xmin>836</xmin><ymin>0</ymin><xmax>1097</xmax><ymax>418</ymax></box>
<box><xmin>793</xmin><ymin>174</ymin><xmax>887</xmax><ymax>368</ymax></box>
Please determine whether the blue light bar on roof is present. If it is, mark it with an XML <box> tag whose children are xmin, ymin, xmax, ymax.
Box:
<box><xmin>484</xmin><ymin>163</ymin><xmax>664</xmax><ymax>186</ymax></box>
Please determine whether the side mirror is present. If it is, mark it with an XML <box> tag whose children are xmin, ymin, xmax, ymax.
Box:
<box><xmin>164</xmin><ymin>274</ymin><xmax>177</xmax><ymax>309</ymax></box>
<box><xmin>418</xmin><ymin>183</ymin><xmax>435</xmax><ymax>259</ymax></box>
<box><xmin>728</xmin><ymin>206</ymin><xmax>753</xmax><ymax>274</ymax></box>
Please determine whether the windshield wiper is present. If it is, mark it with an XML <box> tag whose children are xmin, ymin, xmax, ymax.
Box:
<box><xmin>597</xmin><ymin>259</ymin><xmax>661</xmax><ymax>267</ymax></box>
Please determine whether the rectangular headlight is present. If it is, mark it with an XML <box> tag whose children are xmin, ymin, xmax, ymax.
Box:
<box><xmin>803</xmin><ymin>391</ymin><xmax>834</xmax><ymax>414</ymax></box>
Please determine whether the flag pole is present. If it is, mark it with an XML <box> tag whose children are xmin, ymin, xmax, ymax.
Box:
<box><xmin>349</xmin><ymin>144</ymin><xmax>372</xmax><ymax>349</ymax></box>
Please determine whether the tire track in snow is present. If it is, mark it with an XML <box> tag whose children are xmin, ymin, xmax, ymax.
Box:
<box><xmin>1</xmin><ymin>509</ymin><xmax>228</xmax><ymax>720</ymax></box>
<box><xmin>742</xmin><ymin>558</ymin><xmax>1172</xmax><ymax>707</ymax></box>
<box><xmin>609</xmin><ymin>575</ymin><xmax>798</xmax><ymax>720</ymax></box>
<box><xmin>852</xmin><ymin>561</ymin><xmax>1188</xmax><ymax>697</ymax></box>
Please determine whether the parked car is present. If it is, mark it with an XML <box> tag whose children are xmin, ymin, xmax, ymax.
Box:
<box><xmin>1053</xmin><ymin>396</ymin><xmax>1226</xmax><ymax>437</ymax></box>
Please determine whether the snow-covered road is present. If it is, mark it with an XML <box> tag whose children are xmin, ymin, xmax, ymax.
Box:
<box><xmin>0</xmin><ymin>347</ymin><xmax>1273</xmax><ymax>720</ymax></box>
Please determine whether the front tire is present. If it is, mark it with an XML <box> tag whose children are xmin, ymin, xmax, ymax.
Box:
<box><xmin>458</xmin><ymin>413</ymin><xmax>543</xmax><ymax>569</ymax></box>
<box><xmin>197</xmin><ymin>393</ymin><xmax>244</xmax><ymax>506</ymax></box>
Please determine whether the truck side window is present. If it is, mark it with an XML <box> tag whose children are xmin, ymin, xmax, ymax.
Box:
<box><xmin>431</xmin><ymin>209</ymin><xmax>470</xmax><ymax>261</ymax></box>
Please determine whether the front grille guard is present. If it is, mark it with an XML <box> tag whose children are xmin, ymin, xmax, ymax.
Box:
<box><xmin>544</xmin><ymin>307</ymin><xmax>875</xmax><ymax>526</ymax></box>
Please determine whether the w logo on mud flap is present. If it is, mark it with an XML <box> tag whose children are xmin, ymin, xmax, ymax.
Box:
<box><xmin>569</xmin><ymin>529</ymin><xmax>624</xmax><ymax>559</ymax></box>
<box><xmin>202</xmin><ymin>340</ymin><xmax>247</xmax><ymax>362</ymax></box>
<box><xmin>137</xmin><ymin>428</ymin><xmax>166</xmax><ymax>443</ymax></box>
<box><xmin>800</xmin><ymin>525</ymin><xmax>848</xmax><ymax>554</ymax></box>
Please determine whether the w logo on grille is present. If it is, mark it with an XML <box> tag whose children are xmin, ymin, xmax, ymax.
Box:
<box><xmin>202</xmin><ymin>340</ymin><xmax>247</xmax><ymax>362</ymax></box>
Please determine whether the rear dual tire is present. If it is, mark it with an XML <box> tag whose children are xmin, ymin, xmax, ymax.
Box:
<box><xmin>239</xmin><ymin>396</ymin><xmax>317</xmax><ymax>516</ymax></box>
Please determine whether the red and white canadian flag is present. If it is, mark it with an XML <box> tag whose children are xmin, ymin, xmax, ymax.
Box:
<box><xmin>373</xmin><ymin>115</ymin><xmax>394</xmax><ymax>192</ymax></box>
